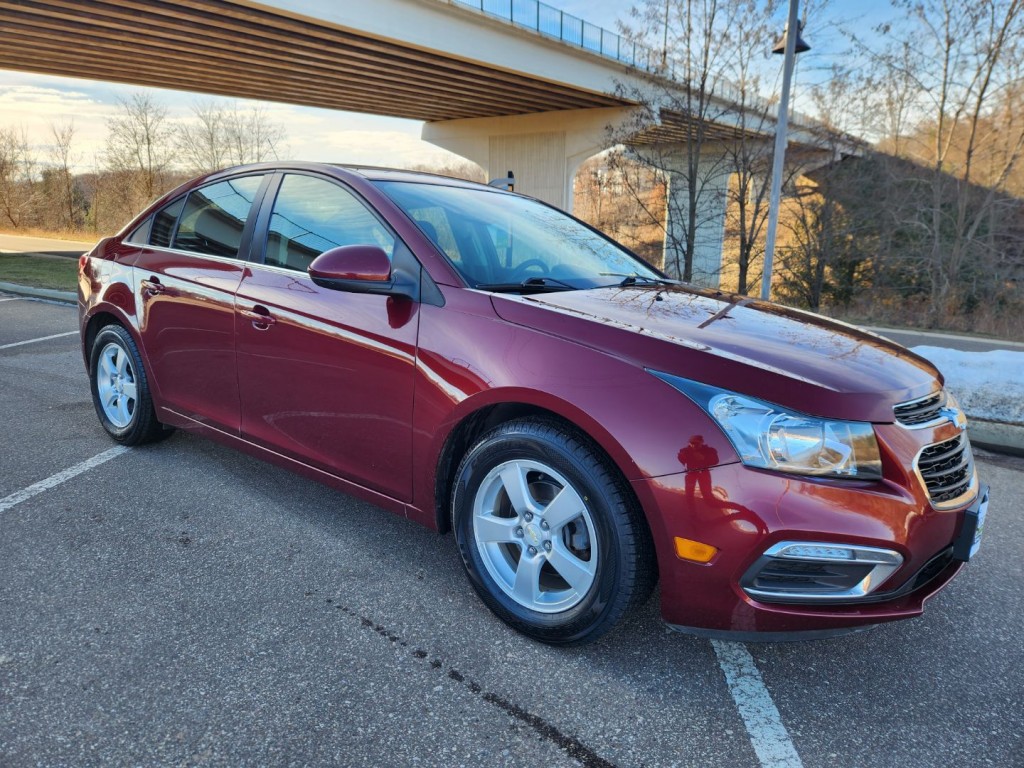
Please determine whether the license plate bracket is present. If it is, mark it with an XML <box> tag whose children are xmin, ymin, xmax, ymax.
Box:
<box><xmin>952</xmin><ymin>485</ymin><xmax>989</xmax><ymax>562</ymax></box>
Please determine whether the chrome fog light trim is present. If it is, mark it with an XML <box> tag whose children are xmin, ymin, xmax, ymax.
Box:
<box><xmin>741</xmin><ymin>541</ymin><xmax>904</xmax><ymax>603</ymax></box>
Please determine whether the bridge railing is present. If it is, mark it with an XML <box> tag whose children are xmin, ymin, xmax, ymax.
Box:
<box><xmin>452</xmin><ymin>0</ymin><xmax>834</xmax><ymax>134</ymax></box>
<box><xmin>462</xmin><ymin>0</ymin><xmax>661</xmax><ymax>70</ymax></box>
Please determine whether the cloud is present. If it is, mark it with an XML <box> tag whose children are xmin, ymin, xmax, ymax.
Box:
<box><xmin>287</xmin><ymin>128</ymin><xmax>467</xmax><ymax>167</ymax></box>
<box><xmin>0</xmin><ymin>70</ymin><xmax>469</xmax><ymax>172</ymax></box>
<box><xmin>0</xmin><ymin>84</ymin><xmax>109</xmax><ymax>120</ymax></box>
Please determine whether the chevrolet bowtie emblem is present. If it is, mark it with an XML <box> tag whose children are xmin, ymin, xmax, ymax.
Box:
<box><xmin>940</xmin><ymin>406</ymin><xmax>967</xmax><ymax>429</ymax></box>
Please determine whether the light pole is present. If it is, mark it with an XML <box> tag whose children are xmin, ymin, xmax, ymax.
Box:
<box><xmin>759</xmin><ymin>0</ymin><xmax>809</xmax><ymax>301</ymax></box>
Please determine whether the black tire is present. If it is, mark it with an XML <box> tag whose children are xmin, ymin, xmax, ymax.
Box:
<box><xmin>88</xmin><ymin>324</ymin><xmax>171</xmax><ymax>445</ymax></box>
<box><xmin>451</xmin><ymin>417</ymin><xmax>656</xmax><ymax>645</ymax></box>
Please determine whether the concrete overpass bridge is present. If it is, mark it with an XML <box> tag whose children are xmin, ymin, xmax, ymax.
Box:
<box><xmin>0</xmin><ymin>0</ymin><xmax>847</xmax><ymax>283</ymax></box>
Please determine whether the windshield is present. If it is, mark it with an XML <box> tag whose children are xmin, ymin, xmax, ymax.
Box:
<box><xmin>375</xmin><ymin>181</ymin><xmax>662</xmax><ymax>290</ymax></box>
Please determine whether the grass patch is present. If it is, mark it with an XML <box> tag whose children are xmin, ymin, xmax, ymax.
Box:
<box><xmin>0</xmin><ymin>253</ymin><xmax>78</xmax><ymax>292</ymax></box>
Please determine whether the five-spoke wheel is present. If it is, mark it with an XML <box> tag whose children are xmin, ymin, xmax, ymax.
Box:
<box><xmin>96</xmin><ymin>340</ymin><xmax>139</xmax><ymax>428</ymax></box>
<box><xmin>473</xmin><ymin>459</ymin><xmax>598</xmax><ymax>613</ymax></box>
<box><xmin>453</xmin><ymin>418</ymin><xmax>655</xmax><ymax>645</ymax></box>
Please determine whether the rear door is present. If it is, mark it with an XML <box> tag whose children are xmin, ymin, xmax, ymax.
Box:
<box><xmin>134</xmin><ymin>173</ymin><xmax>268</xmax><ymax>432</ymax></box>
<box><xmin>234</xmin><ymin>173</ymin><xmax>419</xmax><ymax>500</ymax></box>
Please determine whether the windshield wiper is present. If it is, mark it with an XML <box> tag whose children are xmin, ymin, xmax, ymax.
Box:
<box><xmin>474</xmin><ymin>276</ymin><xmax>578</xmax><ymax>293</ymax></box>
<box><xmin>599</xmin><ymin>272</ymin><xmax>682</xmax><ymax>287</ymax></box>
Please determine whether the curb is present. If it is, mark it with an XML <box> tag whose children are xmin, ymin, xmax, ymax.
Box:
<box><xmin>969</xmin><ymin>418</ymin><xmax>1024</xmax><ymax>457</ymax></box>
<box><xmin>0</xmin><ymin>281</ymin><xmax>76</xmax><ymax>304</ymax></box>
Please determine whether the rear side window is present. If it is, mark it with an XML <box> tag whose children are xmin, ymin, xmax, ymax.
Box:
<box><xmin>124</xmin><ymin>218</ymin><xmax>152</xmax><ymax>245</ymax></box>
<box><xmin>172</xmin><ymin>175</ymin><xmax>265</xmax><ymax>258</ymax></box>
<box><xmin>263</xmin><ymin>174</ymin><xmax>395</xmax><ymax>272</ymax></box>
<box><xmin>150</xmin><ymin>198</ymin><xmax>185</xmax><ymax>248</ymax></box>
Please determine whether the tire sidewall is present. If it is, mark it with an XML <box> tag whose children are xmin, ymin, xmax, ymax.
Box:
<box><xmin>89</xmin><ymin>325</ymin><xmax>147</xmax><ymax>443</ymax></box>
<box><xmin>452</xmin><ymin>425</ymin><xmax>626</xmax><ymax>642</ymax></box>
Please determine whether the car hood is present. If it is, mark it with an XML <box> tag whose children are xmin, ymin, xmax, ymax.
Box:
<box><xmin>490</xmin><ymin>285</ymin><xmax>941</xmax><ymax>423</ymax></box>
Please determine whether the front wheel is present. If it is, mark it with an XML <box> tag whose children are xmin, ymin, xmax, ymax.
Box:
<box><xmin>89</xmin><ymin>325</ymin><xmax>170</xmax><ymax>445</ymax></box>
<box><xmin>452</xmin><ymin>418</ymin><xmax>655</xmax><ymax>645</ymax></box>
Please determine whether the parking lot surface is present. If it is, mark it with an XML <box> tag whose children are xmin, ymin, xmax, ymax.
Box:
<box><xmin>1</xmin><ymin>294</ymin><xmax>1021</xmax><ymax>767</ymax></box>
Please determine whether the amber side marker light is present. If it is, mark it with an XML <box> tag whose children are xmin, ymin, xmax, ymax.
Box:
<box><xmin>675</xmin><ymin>537</ymin><xmax>718</xmax><ymax>563</ymax></box>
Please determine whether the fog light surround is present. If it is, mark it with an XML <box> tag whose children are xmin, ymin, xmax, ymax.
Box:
<box><xmin>741</xmin><ymin>541</ymin><xmax>903</xmax><ymax>603</ymax></box>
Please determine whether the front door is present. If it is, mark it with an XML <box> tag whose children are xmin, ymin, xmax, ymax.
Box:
<box><xmin>234</xmin><ymin>173</ymin><xmax>418</xmax><ymax>500</ymax></box>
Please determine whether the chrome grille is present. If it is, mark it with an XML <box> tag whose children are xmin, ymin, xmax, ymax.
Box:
<box><xmin>916</xmin><ymin>433</ymin><xmax>974</xmax><ymax>506</ymax></box>
<box><xmin>894</xmin><ymin>391</ymin><xmax>945</xmax><ymax>426</ymax></box>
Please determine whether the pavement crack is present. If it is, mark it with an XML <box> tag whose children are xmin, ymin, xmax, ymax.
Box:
<box><xmin>339</xmin><ymin>603</ymin><xmax>617</xmax><ymax>768</ymax></box>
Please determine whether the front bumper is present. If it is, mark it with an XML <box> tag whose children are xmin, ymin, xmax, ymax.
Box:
<box><xmin>632</xmin><ymin>458</ymin><xmax>986</xmax><ymax>636</ymax></box>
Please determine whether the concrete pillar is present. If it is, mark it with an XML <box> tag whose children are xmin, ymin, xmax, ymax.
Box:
<box><xmin>661</xmin><ymin>156</ymin><xmax>733</xmax><ymax>287</ymax></box>
<box><xmin>422</xmin><ymin>107</ymin><xmax>637</xmax><ymax>211</ymax></box>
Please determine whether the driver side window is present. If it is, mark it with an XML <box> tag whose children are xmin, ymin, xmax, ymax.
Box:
<box><xmin>264</xmin><ymin>175</ymin><xmax>395</xmax><ymax>272</ymax></box>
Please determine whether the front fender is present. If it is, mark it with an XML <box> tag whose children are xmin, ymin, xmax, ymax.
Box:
<box><xmin>409</xmin><ymin>290</ymin><xmax>738</xmax><ymax>526</ymax></box>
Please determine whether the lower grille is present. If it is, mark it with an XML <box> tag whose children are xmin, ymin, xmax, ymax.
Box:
<box><xmin>917</xmin><ymin>433</ymin><xmax>975</xmax><ymax>506</ymax></box>
<box><xmin>911</xmin><ymin>548</ymin><xmax>955</xmax><ymax>591</ymax></box>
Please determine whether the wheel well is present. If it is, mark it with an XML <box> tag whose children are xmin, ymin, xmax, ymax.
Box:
<box><xmin>83</xmin><ymin>312</ymin><xmax>123</xmax><ymax>370</ymax></box>
<box><xmin>433</xmin><ymin>403</ymin><xmax>653</xmax><ymax>558</ymax></box>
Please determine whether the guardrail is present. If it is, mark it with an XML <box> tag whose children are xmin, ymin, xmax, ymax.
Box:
<box><xmin>453</xmin><ymin>0</ymin><xmax>664</xmax><ymax>71</ymax></box>
<box><xmin>450</xmin><ymin>0</ymin><xmax>834</xmax><ymax>135</ymax></box>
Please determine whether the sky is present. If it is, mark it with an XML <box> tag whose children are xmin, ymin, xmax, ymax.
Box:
<box><xmin>0</xmin><ymin>0</ymin><xmax>901</xmax><ymax>173</ymax></box>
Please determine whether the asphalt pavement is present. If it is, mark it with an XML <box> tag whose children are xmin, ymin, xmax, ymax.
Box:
<box><xmin>0</xmin><ymin>233</ymin><xmax>96</xmax><ymax>257</ymax></box>
<box><xmin>1</xmin><ymin>294</ymin><xmax>1022</xmax><ymax>768</ymax></box>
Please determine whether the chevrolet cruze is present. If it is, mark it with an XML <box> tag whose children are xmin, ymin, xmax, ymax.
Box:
<box><xmin>78</xmin><ymin>162</ymin><xmax>988</xmax><ymax>644</ymax></box>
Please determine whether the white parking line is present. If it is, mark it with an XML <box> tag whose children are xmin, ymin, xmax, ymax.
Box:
<box><xmin>711</xmin><ymin>640</ymin><xmax>804</xmax><ymax>768</ymax></box>
<box><xmin>0</xmin><ymin>446</ymin><xmax>129</xmax><ymax>514</ymax></box>
<box><xmin>0</xmin><ymin>331</ymin><xmax>78</xmax><ymax>350</ymax></box>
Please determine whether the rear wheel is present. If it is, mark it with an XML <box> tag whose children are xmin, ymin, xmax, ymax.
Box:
<box><xmin>89</xmin><ymin>325</ymin><xmax>170</xmax><ymax>445</ymax></box>
<box><xmin>452</xmin><ymin>418</ymin><xmax>655</xmax><ymax>645</ymax></box>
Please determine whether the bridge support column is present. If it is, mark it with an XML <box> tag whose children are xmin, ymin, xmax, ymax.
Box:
<box><xmin>658</xmin><ymin>153</ymin><xmax>733</xmax><ymax>288</ymax></box>
<box><xmin>422</xmin><ymin>108</ymin><xmax>636</xmax><ymax>211</ymax></box>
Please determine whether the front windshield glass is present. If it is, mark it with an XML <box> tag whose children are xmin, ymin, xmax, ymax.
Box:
<box><xmin>375</xmin><ymin>181</ymin><xmax>662</xmax><ymax>290</ymax></box>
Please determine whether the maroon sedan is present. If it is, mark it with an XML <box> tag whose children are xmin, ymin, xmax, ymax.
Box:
<box><xmin>78</xmin><ymin>163</ymin><xmax>988</xmax><ymax>644</ymax></box>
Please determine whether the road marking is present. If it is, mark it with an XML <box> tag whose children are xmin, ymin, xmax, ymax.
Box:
<box><xmin>0</xmin><ymin>330</ymin><xmax>78</xmax><ymax>350</ymax></box>
<box><xmin>711</xmin><ymin>640</ymin><xmax>803</xmax><ymax>768</ymax></box>
<box><xmin>0</xmin><ymin>297</ymin><xmax>22</xmax><ymax>303</ymax></box>
<box><xmin>0</xmin><ymin>446</ymin><xmax>129</xmax><ymax>514</ymax></box>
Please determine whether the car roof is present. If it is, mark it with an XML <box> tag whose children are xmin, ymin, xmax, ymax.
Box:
<box><xmin>337</xmin><ymin>165</ymin><xmax>498</xmax><ymax>191</ymax></box>
<box><xmin>199</xmin><ymin>161</ymin><xmax>492</xmax><ymax>189</ymax></box>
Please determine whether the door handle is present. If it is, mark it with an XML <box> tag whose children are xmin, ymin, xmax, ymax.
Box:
<box><xmin>141</xmin><ymin>277</ymin><xmax>164</xmax><ymax>296</ymax></box>
<box><xmin>240</xmin><ymin>306</ymin><xmax>277</xmax><ymax>329</ymax></box>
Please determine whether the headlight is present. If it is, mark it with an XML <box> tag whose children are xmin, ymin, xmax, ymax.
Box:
<box><xmin>651</xmin><ymin>371</ymin><xmax>883</xmax><ymax>480</ymax></box>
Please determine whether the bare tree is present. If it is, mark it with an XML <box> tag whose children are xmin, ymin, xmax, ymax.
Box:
<box><xmin>48</xmin><ymin>120</ymin><xmax>84</xmax><ymax>230</ymax></box>
<box><xmin>105</xmin><ymin>93</ymin><xmax>173</xmax><ymax>212</ymax></box>
<box><xmin>176</xmin><ymin>100</ymin><xmax>227</xmax><ymax>174</ymax></box>
<box><xmin>408</xmin><ymin>160</ymin><xmax>486</xmax><ymax>182</ymax></box>
<box><xmin>176</xmin><ymin>100</ymin><xmax>286</xmax><ymax>174</ymax></box>
<box><xmin>0</xmin><ymin>127</ymin><xmax>35</xmax><ymax>229</ymax></box>
<box><xmin>223</xmin><ymin>103</ymin><xmax>285</xmax><ymax>165</ymax></box>
<box><xmin>774</xmin><ymin>66</ymin><xmax>877</xmax><ymax>309</ymax></box>
<box><xmin>611</xmin><ymin>0</ymin><xmax>789</xmax><ymax>286</ymax></box>
<box><xmin>861</xmin><ymin>0</ymin><xmax>1024</xmax><ymax>321</ymax></box>
<box><xmin>573</xmin><ymin>152</ymin><xmax>667</xmax><ymax>266</ymax></box>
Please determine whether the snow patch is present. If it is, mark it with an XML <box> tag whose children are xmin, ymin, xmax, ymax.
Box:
<box><xmin>910</xmin><ymin>346</ymin><xmax>1024</xmax><ymax>425</ymax></box>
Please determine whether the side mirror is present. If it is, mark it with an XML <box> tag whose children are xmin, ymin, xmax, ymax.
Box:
<box><xmin>309</xmin><ymin>244</ymin><xmax>391</xmax><ymax>284</ymax></box>
<box><xmin>308</xmin><ymin>244</ymin><xmax>416</xmax><ymax>300</ymax></box>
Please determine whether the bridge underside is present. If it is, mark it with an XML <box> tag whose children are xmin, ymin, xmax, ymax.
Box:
<box><xmin>0</xmin><ymin>0</ymin><xmax>627</xmax><ymax>120</ymax></box>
